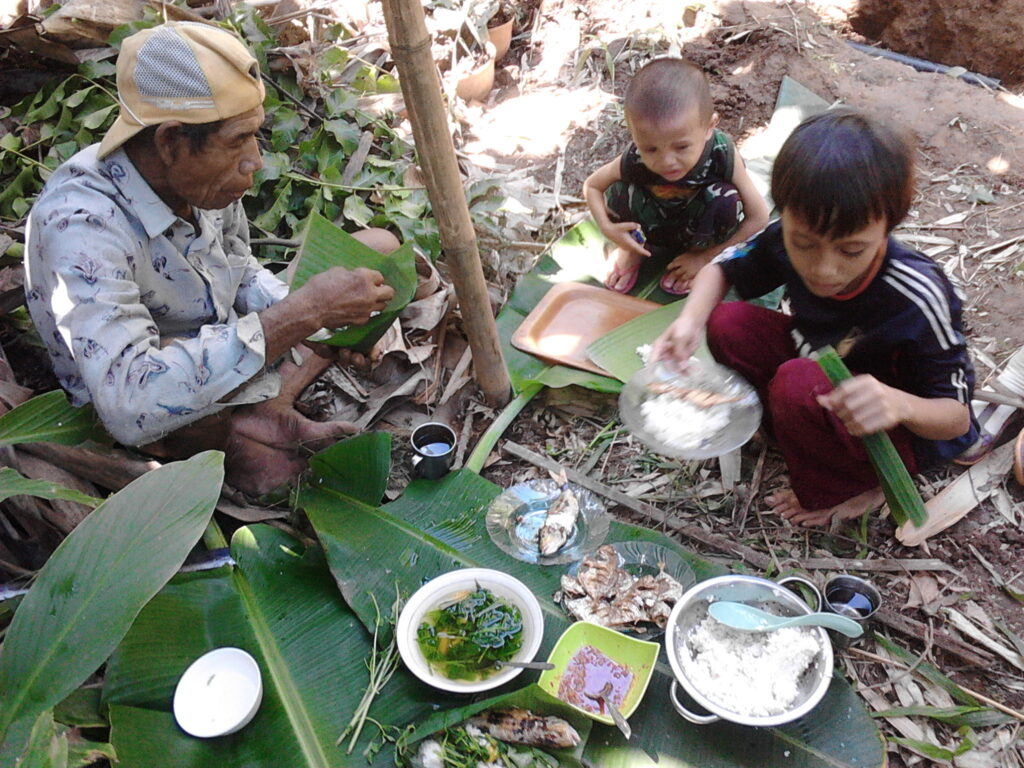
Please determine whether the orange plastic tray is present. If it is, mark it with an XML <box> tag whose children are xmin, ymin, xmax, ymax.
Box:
<box><xmin>511</xmin><ymin>282</ymin><xmax>658</xmax><ymax>376</ymax></box>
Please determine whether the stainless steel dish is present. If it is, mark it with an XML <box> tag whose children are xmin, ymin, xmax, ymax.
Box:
<box><xmin>665</xmin><ymin>575</ymin><xmax>834</xmax><ymax>726</ymax></box>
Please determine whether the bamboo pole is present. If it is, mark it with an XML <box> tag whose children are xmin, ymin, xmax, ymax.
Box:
<box><xmin>381</xmin><ymin>0</ymin><xmax>511</xmax><ymax>406</ymax></box>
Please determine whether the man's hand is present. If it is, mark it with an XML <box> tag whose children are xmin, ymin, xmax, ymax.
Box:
<box><xmin>305</xmin><ymin>266</ymin><xmax>395</xmax><ymax>329</ymax></box>
<box><xmin>817</xmin><ymin>375</ymin><xmax>909</xmax><ymax>436</ymax></box>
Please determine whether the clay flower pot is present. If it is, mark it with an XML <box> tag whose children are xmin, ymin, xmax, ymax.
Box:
<box><xmin>487</xmin><ymin>16</ymin><xmax>514</xmax><ymax>60</ymax></box>
<box><xmin>455</xmin><ymin>41</ymin><xmax>496</xmax><ymax>102</ymax></box>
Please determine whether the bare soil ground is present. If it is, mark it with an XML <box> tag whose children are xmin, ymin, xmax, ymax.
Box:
<box><xmin>450</xmin><ymin>1</ymin><xmax>1024</xmax><ymax>764</ymax></box>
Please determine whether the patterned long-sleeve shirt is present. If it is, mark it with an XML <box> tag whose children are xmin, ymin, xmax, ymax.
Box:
<box><xmin>24</xmin><ymin>144</ymin><xmax>289</xmax><ymax>445</ymax></box>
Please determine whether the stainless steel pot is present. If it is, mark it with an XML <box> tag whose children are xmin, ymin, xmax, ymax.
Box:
<box><xmin>665</xmin><ymin>574</ymin><xmax>834</xmax><ymax>726</ymax></box>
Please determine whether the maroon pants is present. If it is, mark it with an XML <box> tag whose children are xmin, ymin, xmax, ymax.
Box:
<box><xmin>706</xmin><ymin>302</ymin><xmax>918</xmax><ymax>510</ymax></box>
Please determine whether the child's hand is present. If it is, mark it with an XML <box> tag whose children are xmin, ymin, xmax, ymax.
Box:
<box><xmin>817</xmin><ymin>375</ymin><xmax>909</xmax><ymax>436</ymax></box>
<box><xmin>651</xmin><ymin>315</ymin><xmax>702</xmax><ymax>367</ymax></box>
<box><xmin>604</xmin><ymin>221</ymin><xmax>651</xmax><ymax>258</ymax></box>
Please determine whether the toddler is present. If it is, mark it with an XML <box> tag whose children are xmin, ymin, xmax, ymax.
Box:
<box><xmin>584</xmin><ymin>58</ymin><xmax>768</xmax><ymax>295</ymax></box>
<box><xmin>652</xmin><ymin>109</ymin><xmax>978</xmax><ymax>527</ymax></box>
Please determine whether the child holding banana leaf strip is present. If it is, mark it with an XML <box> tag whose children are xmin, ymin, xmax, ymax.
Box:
<box><xmin>652</xmin><ymin>109</ymin><xmax>978</xmax><ymax>527</ymax></box>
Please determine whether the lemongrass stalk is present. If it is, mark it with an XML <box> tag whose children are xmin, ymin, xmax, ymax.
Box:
<box><xmin>339</xmin><ymin>589</ymin><xmax>403</xmax><ymax>752</ymax></box>
<box><xmin>464</xmin><ymin>381</ymin><xmax>544</xmax><ymax>473</ymax></box>
<box><xmin>812</xmin><ymin>346</ymin><xmax>928</xmax><ymax>528</ymax></box>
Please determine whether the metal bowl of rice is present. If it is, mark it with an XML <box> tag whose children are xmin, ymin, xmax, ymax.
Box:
<box><xmin>665</xmin><ymin>575</ymin><xmax>834</xmax><ymax>726</ymax></box>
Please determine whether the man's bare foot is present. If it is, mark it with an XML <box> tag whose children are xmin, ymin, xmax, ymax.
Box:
<box><xmin>765</xmin><ymin>487</ymin><xmax>885</xmax><ymax>527</ymax></box>
<box><xmin>604</xmin><ymin>247</ymin><xmax>643</xmax><ymax>293</ymax></box>
<box><xmin>224</xmin><ymin>344</ymin><xmax>359</xmax><ymax>497</ymax></box>
<box><xmin>659</xmin><ymin>252</ymin><xmax>713</xmax><ymax>295</ymax></box>
<box><xmin>225</xmin><ymin>403</ymin><xmax>358</xmax><ymax>496</ymax></box>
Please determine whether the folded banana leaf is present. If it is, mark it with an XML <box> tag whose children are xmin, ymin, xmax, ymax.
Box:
<box><xmin>290</xmin><ymin>212</ymin><xmax>418</xmax><ymax>352</ymax></box>
<box><xmin>585</xmin><ymin>300</ymin><xmax>688</xmax><ymax>383</ymax></box>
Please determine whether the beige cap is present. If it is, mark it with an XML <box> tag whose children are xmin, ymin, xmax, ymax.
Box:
<box><xmin>98</xmin><ymin>22</ymin><xmax>266</xmax><ymax>159</ymax></box>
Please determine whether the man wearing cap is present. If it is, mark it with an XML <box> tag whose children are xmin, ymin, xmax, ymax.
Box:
<box><xmin>23</xmin><ymin>21</ymin><xmax>397</xmax><ymax>495</ymax></box>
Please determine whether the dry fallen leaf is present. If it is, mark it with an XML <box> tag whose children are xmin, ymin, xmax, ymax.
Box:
<box><xmin>905</xmin><ymin>572</ymin><xmax>941</xmax><ymax>611</ymax></box>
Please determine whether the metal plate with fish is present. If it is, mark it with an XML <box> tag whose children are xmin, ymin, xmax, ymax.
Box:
<box><xmin>556</xmin><ymin>541</ymin><xmax>696</xmax><ymax>639</ymax></box>
<box><xmin>485</xmin><ymin>479</ymin><xmax>610</xmax><ymax>565</ymax></box>
<box><xmin>619</xmin><ymin>359</ymin><xmax>762</xmax><ymax>460</ymax></box>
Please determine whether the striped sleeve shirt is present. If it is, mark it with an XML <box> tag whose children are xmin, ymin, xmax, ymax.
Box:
<box><xmin>716</xmin><ymin>220</ymin><xmax>978</xmax><ymax>464</ymax></box>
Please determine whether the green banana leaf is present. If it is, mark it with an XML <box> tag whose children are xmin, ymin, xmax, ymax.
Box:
<box><xmin>0</xmin><ymin>390</ymin><xmax>107</xmax><ymax>448</ymax></box>
<box><xmin>585</xmin><ymin>300</ymin><xmax>688</xmax><ymax>383</ymax></box>
<box><xmin>105</xmin><ymin>525</ymin><xmax>586</xmax><ymax>768</ymax></box>
<box><xmin>0</xmin><ymin>467</ymin><xmax>101</xmax><ymax>507</ymax></box>
<box><xmin>0</xmin><ymin>452</ymin><xmax>223</xmax><ymax>762</ymax></box>
<box><xmin>106</xmin><ymin>527</ymin><xmax>386</xmax><ymax>768</ymax></box>
<box><xmin>297</xmin><ymin>437</ymin><xmax>886</xmax><ymax>768</ymax></box>
<box><xmin>290</xmin><ymin>212</ymin><xmax>418</xmax><ymax>352</ymax></box>
<box><xmin>498</xmin><ymin>221</ymin><xmax>633</xmax><ymax>395</ymax></box>
<box><xmin>18</xmin><ymin>710</ymin><xmax>67</xmax><ymax>768</ymax></box>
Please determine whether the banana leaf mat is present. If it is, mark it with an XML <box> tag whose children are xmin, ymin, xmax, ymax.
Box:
<box><xmin>103</xmin><ymin>435</ymin><xmax>885</xmax><ymax>767</ymax></box>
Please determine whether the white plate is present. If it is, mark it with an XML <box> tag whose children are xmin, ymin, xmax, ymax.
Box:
<box><xmin>619</xmin><ymin>359</ymin><xmax>761</xmax><ymax>460</ymax></box>
<box><xmin>396</xmin><ymin>568</ymin><xmax>544</xmax><ymax>693</ymax></box>
<box><xmin>173</xmin><ymin>647</ymin><xmax>262</xmax><ymax>738</ymax></box>
<box><xmin>485</xmin><ymin>479</ymin><xmax>609</xmax><ymax>565</ymax></box>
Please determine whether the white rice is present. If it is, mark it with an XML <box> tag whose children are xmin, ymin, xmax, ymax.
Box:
<box><xmin>640</xmin><ymin>393</ymin><xmax>730</xmax><ymax>450</ymax></box>
<box><xmin>679</xmin><ymin>615</ymin><xmax>821</xmax><ymax>717</ymax></box>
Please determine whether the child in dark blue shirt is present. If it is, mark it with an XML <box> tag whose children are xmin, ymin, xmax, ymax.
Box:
<box><xmin>653</xmin><ymin>109</ymin><xmax>977</xmax><ymax>527</ymax></box>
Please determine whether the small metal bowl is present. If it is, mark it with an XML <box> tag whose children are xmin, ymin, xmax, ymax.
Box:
<box><xmin>665</xmin><ymin>575</ymin><xmax>833</xmax><ymax>726</ymax></box>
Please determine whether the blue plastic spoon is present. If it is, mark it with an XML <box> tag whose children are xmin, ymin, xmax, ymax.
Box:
<box><xmin>709</xmin><ymin>601</ymin><xmax>864</xmax><ymax>638</ymax></box>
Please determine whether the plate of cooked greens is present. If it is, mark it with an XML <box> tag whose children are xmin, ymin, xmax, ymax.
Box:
<box><xmin>485</xmin><ymin>479</ymin><xmax>610</xmax><ymax>566</ymax></box>
<box><xmin>396</xmin><ymin>568</ymin><xmax>545</xmax><ymax>693</ymax></box>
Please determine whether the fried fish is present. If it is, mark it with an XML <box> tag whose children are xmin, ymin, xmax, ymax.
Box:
<box><xmin>538</xmin><ymin>486</ymin><xmax>580</xmax><ymax>555</ymax></box>
<box><xmin>466</xmin><ymin>708</ymin><xmax>581</xmax><ymax>749</ymax></box>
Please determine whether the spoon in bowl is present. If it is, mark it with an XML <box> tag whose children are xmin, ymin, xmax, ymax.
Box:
<box><xmin>709</xmin><ymin>601</ymin><xmax>863</xmax><ymax>638</ymax></box>
<box><xmin>586</xmin><ymin>682</ymin><xmax>631</xmax><ymax>740</ymax></box>
<box><xmin>493</xmin><ymin>659</ymin><xmax>555</xmax><ymax>671</ymax></box>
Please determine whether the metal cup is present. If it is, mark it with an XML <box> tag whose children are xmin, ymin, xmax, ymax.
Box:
<box><xmin>410</xmin><ymin>422</ymin><xmax>457</xmax><ymax>480</ymax></box>
<box><xmin>777</xmin><ymin>573</ymin><xmax>823</xmax><ymax>612</ymax></box>
<box><xmin>821</xmin><ymin>574</ymin><xmax>881</xmax><ymax>649</ymax></box>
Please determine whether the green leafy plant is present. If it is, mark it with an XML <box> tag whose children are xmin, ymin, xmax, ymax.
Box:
<box><xmin>0</xmin><ymin>5</ymin><xmax>505</xmax><ymax>268</ymax></box>
<box><xmin>0</xmin><ymin>390</ymin><xmax>107</xmax><ymax>448</ymax></box>
<box><xmin>0</xmin><ymin>451</ymin><xmax>224</xmax><ymax>764</ymax></box>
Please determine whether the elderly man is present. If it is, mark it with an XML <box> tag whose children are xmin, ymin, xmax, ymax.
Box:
<box><xmin>24</xmin><ymin>22</ymin><xmax>396</xmax><ymax>495</ymax></box>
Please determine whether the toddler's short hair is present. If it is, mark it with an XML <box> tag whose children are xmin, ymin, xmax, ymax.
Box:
<box><xmin>624</xmin><ymin>58</ymin><xmax>713</xmax><ymax>126</ymax></box>
<box><xmin>771</xmin><ymin>109</ymin><xmax>916</xmax><ymax>237</ymax></box>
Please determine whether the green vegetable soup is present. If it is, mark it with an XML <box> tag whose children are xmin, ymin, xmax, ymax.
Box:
<box><xmin>416</xmin><ymin>586</ymin><xmax>524</xmax><ymax>680</ymax></box>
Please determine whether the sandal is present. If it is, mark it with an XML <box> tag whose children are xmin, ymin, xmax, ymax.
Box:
<box><xmin>954</xmin><ymin>402</ymin><xmax>1024</xmax><ymax>466</ymax></box>
<box><xmin>604</xmin><ymin>262</ymin><xmax>640</xmax><ymax>294</ymax></box>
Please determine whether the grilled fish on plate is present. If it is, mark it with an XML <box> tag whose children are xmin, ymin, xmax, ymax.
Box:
<box><xmin>538</xmin><ymin>486</ymin><xmax>580</xmax><ymax>555</ymax></box>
